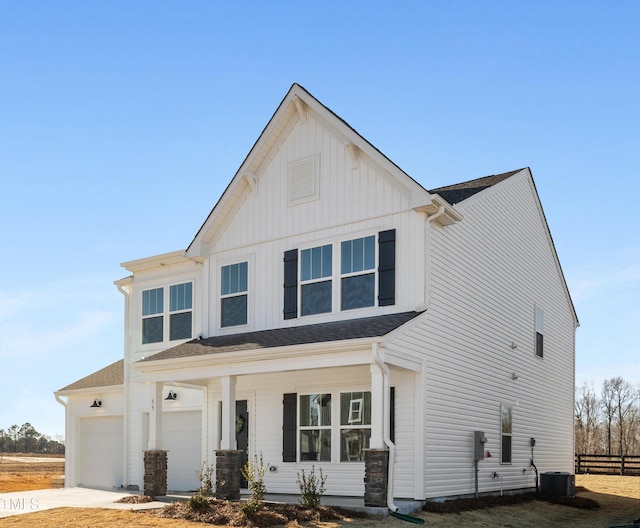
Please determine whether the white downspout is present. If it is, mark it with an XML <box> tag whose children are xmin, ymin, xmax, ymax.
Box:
<box><xmin>373</xmin><ymin>342</ymin><xmax>398</xmax><ymax>513</ymax></box>
<box><xmin>416</xmin><ymin>205</ymin><xmax>445</xmax><ymax>312</ymax></box>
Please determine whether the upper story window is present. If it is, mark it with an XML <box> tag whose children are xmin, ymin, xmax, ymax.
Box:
<box><xmin>142</xmin><ymin>282</ymin><xmax>193</xmax><ymax>344</ymax></box>
<box><xmin>142</xmin><ymin>287</ymin><xmax>164</xmax><ymax>344</ymax></box>
<box><xmin>221</xmin><ymin>262</ymin><xmax>248</xmax><ymax>328</ymax></box>
<box><xmin>341</xmin><ymin>236</ymin><xmax>375</xmax><ymax>310</ymax></box>
<box><xmin>300</xmin><ymin>245</ymin><xmax>332</xmax><ymax>316</ymax></box>
<box><xmin>169</xmin><ymin>283</ymin><xmax>193</xmax><ymax>340</ymax></box>
<box><xmin>283</xmin><ymin>230</ymin><xmax>395</xmax><ymax>320</ymax></box>
<box><xmin>535</xmin><ymin>305</ymin><xmax>544</xmax><ymax>358</ymax></box>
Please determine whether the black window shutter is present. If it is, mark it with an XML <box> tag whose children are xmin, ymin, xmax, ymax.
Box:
<box><xmin>283</xmin><ymin>249</ymin><xmax>298</xmax><ymax>319</ymax></box>
<box><xmin>282</xmin><ymin>393</ymin><xmax>297</xmax><ymax>462</ymax></box>
<box><xmin>378</xmin><ymin>229</ymin><xmax>396</xmax><ymax>306</ymax></box>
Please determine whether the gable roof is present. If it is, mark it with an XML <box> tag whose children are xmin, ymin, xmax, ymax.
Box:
<box><xmin>140</xmin><ymin>311</ymin><xmax>421</xmax><ymax>363</ymax></box>
<box><xmin>185</xmin><ymin>83</ymin><xmax>448</xmax><ymax>258</ymax></box>
<box><xmin>429</xmin><ymin>169</ymin><xmax>524</xmax><ymax>204</ymax></box>
<box><xmin>58</xmin><ymin>359</ymin><xmax>124</xmax><ymax>391</ymax></box>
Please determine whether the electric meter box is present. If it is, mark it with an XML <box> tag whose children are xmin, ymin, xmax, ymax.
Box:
<box><xmin>474</xmin><ymin>431</ymin><xmax>487</xmax><ymax>461</ymax></box>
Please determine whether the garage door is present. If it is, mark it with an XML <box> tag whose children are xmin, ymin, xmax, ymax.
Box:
<box><xmin>78</xmin><ymin>416</ymin><xmax>123</xmax><ymax>488</ymax></box>
<box><xmin>164</xmin><ymin>411</ymin><xmax>202</xmax><ymax>491</ymax></box>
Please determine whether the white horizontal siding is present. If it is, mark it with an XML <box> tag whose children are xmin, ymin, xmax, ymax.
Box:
<box><xmin>388</xmin><ymin>173</ymin><xmax>575</xmax><ymax>499</ymax></box>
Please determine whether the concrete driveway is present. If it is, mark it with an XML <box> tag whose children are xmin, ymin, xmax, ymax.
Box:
<box><xmin>0</xmin><ymin>487</ymin><xmax>164</xmax><ymax>518</ymax></box>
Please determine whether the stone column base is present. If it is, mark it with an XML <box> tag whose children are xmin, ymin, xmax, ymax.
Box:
<box><xmin>143</xmin><ymin>450</ymin><xmax>168</xmax><ymax>496</ymax></box>
<box><xmin>215</xmin><ymin>450</ymin><xmax>243</xmax><ymax>500</ymax></box>
<box><xmin>364</xmin><ymin>448</ymin><xmax>389</xmax><ymax>507</ymax></box>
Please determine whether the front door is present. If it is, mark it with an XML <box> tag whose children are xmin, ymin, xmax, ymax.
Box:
<box><xmin>236</xmin><ymin>400</ymin><xmax>249</xmax><ymax>488</ymax></box>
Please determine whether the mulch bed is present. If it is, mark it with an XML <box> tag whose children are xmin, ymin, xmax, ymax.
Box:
<box><xmin>152</xmin><ymin>498</ymin><xmax>364</xmax><ymax>528</ymax></box>
<box><xmin>115</xmin><ymin>495</ymin><xmax>157</xmax><ymax>504</ymax></box>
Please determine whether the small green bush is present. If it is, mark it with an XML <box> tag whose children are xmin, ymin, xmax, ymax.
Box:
<box><xmin>297</xmin><ymin>465</ymin><xmax>326</xmax><ymax>509</ymax></box>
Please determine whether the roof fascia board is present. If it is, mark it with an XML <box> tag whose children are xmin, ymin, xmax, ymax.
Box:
<box><xmin>121</xmin><ymin>250</ymin><xmax>189</xmax><ymax>273</ymax></box>
<box><xmin>55</xmin><ymin>384</ymin><xmax>123</xmax><ymax>397</ymax></box>
<box><xmin>136</xmin><ymin>336</ymin><xmax>381</xmax><ymax>372</ymax></box>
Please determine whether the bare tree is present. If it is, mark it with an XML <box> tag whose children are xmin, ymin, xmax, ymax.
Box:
<box><xmin>575</xmin><ymin>382</ymin><xmax>600</xmax><ymax>454</ymax></box>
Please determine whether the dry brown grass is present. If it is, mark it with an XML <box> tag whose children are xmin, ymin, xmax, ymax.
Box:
<box><xmin>0</xmin><ymin>458</ymin><xmax>638</xmax><ymax>528</ymax></box>
<box><xmin>0</xmin><ymin>454</ymin><xmax>64</xmax><ymax>493</ymax></box>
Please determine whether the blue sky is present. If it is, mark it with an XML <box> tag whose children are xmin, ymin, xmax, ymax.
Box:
<box><xmin>0</xmin><ymin>1</ymin><xmax>638</xmax><ymax>438</ymax></box>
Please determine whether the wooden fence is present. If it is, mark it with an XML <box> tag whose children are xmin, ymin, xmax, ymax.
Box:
<box><xmin>575</xmin><ymin>454</ymin><xmax>640</xmax><ymax>476</ymax></box>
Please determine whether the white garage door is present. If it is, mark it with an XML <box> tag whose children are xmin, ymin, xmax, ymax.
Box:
<box><xmin>164</xmin><ymin>411</ymin><xmax>202</xmax><ymax>491</ymax></box>
<box><xmin>78</xmin><ymin>416</ymin><xmax>123</xmax><ymax>488</ymax></box>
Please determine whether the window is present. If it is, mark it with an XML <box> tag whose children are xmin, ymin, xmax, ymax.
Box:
<box><xmin>535</xmin><ymin>305</ymin><xmax>544</xmax><ymax>358</ymax></box>
<box><xmin>300</xmin><ymin>245</ymin><xmax>332</xmax><ymax>316</ymax></box>
<box><xmin>299</xmin><ymin>394</ymin><xmax>332</xmax><ymax>461</ymax></box>
<box><xmin>142</xmin><ymin>287</ymin><xmax>164</xmax><ymax>344</ymax></box>
<box><xmin>341</xmin><ymin>236</ymin><xmax>375</xmax><ymax>310</ymax></box>
<box><xmin>142</xmin><ymin>282</ymin><xmax>193</xmax><ymax>344</ymax></box>
<box><xmin>221</xmin><ymin>262</ymin><xmax>248</xmax><ymax>327</ymax></box>
<box><xmin>340</xmin><ymin>392</ymin><xmax>371</xmax><ymax>462</ymax></box>
<box><xmin>170</xmin><ymin>282</ymin><xmax>192</xmax><ymax>340</ymax></box>
<box><xmin>282</xmin><ymin>229</ymin><xmax>396</xmax><ymax>319</ymax></box>
<box><xmin>501</xmin><ymin>404</ymin><xmax>512</xmax><ymax>464</ymax></box>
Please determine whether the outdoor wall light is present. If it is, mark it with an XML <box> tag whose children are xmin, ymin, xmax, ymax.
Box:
<box><xmin>90</xmin><ymin>398</ymin><xmax>102</xmax><ymax>408</ymax></box>
<box><xmin>165</xmin><ymin>390</ymin><xmax>177</xmax><ymax>401</ymax></box>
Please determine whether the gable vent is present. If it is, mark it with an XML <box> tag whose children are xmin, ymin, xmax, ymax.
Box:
<box><xmin>288</xmin><ymin>155</ymin><xmax>319</xmax><ymax>204</ymax></box>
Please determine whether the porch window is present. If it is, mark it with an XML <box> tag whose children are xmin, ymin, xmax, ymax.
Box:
<box><xmin>299</xmin><ymin>394</ymin><xmax>331</xmax><ymax>461</ymax></box>
<box><xmin>501</xmin><ymin>404</ymin><xmax>512</xmax><ymax>464</ymax></box>
<box><xmin>300</xmin><ymin>245</ymin><xmax>332</xmax><ymax>316</ymax></box>
<box><xmin>340</xmin><ymin>391</ymin><xmax>371</xmax><ymax>462</ymax></box>
<box><xmin>221</xmin><ymin>262</ymin><xmax>248</xmax><ymax>327</ymax></box>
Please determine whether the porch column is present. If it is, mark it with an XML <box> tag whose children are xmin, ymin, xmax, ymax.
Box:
<box><xmin>144</xmin><ymin>382</ymin><xmax>167</xmax><ymax>496</ymax></box>
<box><xmin>220</xmin><ymin>375</ymin><xmax>237</xmax><ymax>450</ymax></box>
<box><xmin>370</xmin><ymin>363</ymin><xmax>385</xmax><ymax>449</ymax></box>
<box><xmin>148</xmin><ymin>382</ymin><xmax>163</xmax><ymax>450</ymax></box>
<box><xmin>216</xmin><ymin>375</ymin><xmax>242</xmax><ymax>500</ymax></box>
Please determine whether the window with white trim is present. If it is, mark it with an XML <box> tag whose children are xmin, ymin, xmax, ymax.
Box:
<box><xmin>142</xmin><ymin>287</ymin><xmax>164</xmax><ymax>344</ymax></box>
<box><xmin>341</xmin><ymin>236</ymin><xmax>375</xmax><ymax>310</ymax></box>
<box><xmin>340</xmin><ymin>391</ymin><xmax>372</xmax><ymax>462</ymax></box>
<box><xmin>142</xmin><ymin>282</ymin><xmax>193</xmax><ymax>344</ymax></box>
<box><xmin>535</xmin><ymin>305</ymin><xmax>544</xmax><ymax>358</ymax></box>
<box><xmin>300</xmin><ymin>245</ymin><xmax>332</xmax><ymax>316</ymax></box>
<box><xmin>501</xmin><ymin>404</ymin><xmax>512</xmax><ymax>464</ymax></box>
<box><xmin>299</xmin><ymin>394</ymin><xmax>332</xmax><ymax>461</ymax></box>
<box><xmin>221</xmin><ymin>262</ymin><xmax>248</xmax><ymax>327</ymax></box>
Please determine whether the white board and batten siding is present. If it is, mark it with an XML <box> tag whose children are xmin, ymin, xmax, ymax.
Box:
<box><xmin>207</xmin><ymin>112</ymin><xmax>427</xmax><ymax>333</ymax></box>
<box><xmin>390</xmin><ymin>172</ymin><xmax>576</xmax><ymax>499</ymax></box>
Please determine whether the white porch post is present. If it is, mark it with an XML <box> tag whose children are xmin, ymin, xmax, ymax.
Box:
<box><xmin>220</xmin><ymin>375</ymin><xmax>237</xmax><ymax>450</ymax></box>
<box><xmin>148</xmin><ymin>382</ymin><xmax>163</xmax><ymax>450</ymax></box>
<box><xmin>370</xmin><ymin>362</ymin><xmax>385</xmax><ymax>449</ymax></box>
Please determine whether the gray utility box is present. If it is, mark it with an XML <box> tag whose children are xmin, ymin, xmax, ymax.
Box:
<box><xmin>540</xmin><ymin>472</ymin><xmax>575</xmax><ymax>498</ymax></box>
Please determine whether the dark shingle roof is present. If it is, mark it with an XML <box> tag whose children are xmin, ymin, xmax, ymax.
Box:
<box><xmin>429</xmin><ymin>169</ymin><xmax>525</xmax><ymax>204</ymax></box>
<box><xmin>58</xmin><ymin>359</ymin><xmax>124</xmax><ymax>391</ymax></box>
<box><xmin>141</xmin><ymin>311</ymin><xmax>421</xmax><ymax>363</ymax></box>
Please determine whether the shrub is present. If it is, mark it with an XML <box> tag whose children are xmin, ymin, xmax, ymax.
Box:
<box><xmin>241</xmin><ymin>452</ymin><xmax>267</xmax><ymax>515</ymax></box>
<box><xmin>297</xmin><ymin>465</ymin><xmax>326</xmax><ymax>509</ymax></box>
<box><xmin>188</xmin><ymin>494</ymin><xmax>211</xmax><ymax>511</ymax></box>
<box><xmin>196</xmin><ymin>461</ymin><xmax>215</xmax><ymax>496</ymax></box>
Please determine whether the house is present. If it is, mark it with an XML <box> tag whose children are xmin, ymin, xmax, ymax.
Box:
<box><xmin>55</xmin><ymin>84</ymin><xmax>578</xmax><ymax>506</ymax></box>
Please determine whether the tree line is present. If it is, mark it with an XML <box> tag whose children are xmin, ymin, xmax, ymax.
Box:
<box><xmin>575</xmin><ymin>377</ymin><xmax>640</xmax><ymax>455</ymax></box>
<box><xmin>0</xmin><ymin>423</ymin><xmax>65</xmax><ymax>454</ymax></box>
